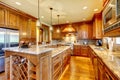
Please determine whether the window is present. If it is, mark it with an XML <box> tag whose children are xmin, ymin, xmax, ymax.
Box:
<box><xmin>116</xmin><ymin>37</ymin><xmax>120</xmax><ymax>44</ymax></box>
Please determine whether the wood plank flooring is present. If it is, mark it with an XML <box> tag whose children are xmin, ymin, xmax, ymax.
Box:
<box><xmin>0</xmin><ymin>72</ymin><xmax>5</xmax><ymax>80</ymax></box>
<box><xmin>59</xmin><ymin>56</ymin><xmax>95</xmax><ymax>80</ymax></box>
<box><xmin>0</xmin><ymin>56</ymin><xmax>95</xmax><ymax>80</ymax></box>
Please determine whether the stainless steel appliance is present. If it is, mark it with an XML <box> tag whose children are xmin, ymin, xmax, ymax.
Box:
<box><xmin>103</xmin><ymin>0</ymin><xmax>117</xmax><ymax>28</ymax></box>
<box><xmin>0</xmin><ymin>28</ymin><xmax>19</xmax><ymax>72</ymax></box>
<box><xmin>96</xmin><ymin>39</ymin><xmax>102</xmax><ymax>46</ymax></box>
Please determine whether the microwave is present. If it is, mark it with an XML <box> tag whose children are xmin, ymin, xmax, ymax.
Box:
<box><xmin>116</xmin><ymin>0</ymin><xmax>120</xmax><ymax>20</ymax></box>
<box><xmin>102</xmin><ymin>0</ymin><xmax>117</xmax><ymax>29</ymax></box>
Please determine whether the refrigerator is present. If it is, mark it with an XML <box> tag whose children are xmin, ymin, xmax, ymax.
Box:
<box><xmin>0</xmin><ymin>28</ymin><xmax>19</xmax><ymax>72</ymax></box>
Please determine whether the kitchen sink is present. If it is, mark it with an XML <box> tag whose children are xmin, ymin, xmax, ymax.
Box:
<box><xmin>94</xmin><ymin>47</ymin><xmax>104</xmax><ymax>51</ymax></box>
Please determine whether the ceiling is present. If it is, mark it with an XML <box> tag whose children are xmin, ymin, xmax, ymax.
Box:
<box><xmin>0</xmin><ymin>0</ymin><xmax>103</xmax><ymax>26</ymax></box>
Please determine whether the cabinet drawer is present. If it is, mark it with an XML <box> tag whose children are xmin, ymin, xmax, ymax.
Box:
<box><xmin>53</xmin><ymin>69</ymin><xmax>61</xmax><ymax>80</ymax></box>
<box><xmin>52</xmin><ymin>54</ymin><xmax>61</xmax><ymax>63</ymax></box>
<box><xmin>52</xmin><ymin>59</ymin><xmax>62</xmax><ymax>74</ymax></box>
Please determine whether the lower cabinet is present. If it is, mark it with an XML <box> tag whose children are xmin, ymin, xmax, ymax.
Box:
<box><xmin>73</xmin><ymin>45</ymin><xmax>89</xmax><ymax>57</ymax></box>
<box><xmin>80</xmin><ymin>45</ymin><xmax>89</xmax><ymax>57</ymax></box>
<box><xmin>52</xmin><ymin>54</ymin><xmax>62</xmax><ymax>80</ymax></box>
<box><xmin>104</xmin><ymin>67</ymin><xmax>118</xmax><ymax>80</ymax></box>
<box><xmin>98</xmin><ymin>58</ymin><xmax>104</xmax><ymax>80</ymax></box>
<box><xmin>52</xmin><ymin>48</ymin><xmax>71</xmax><ymax>80</ymax></box>
<box><xmin>89</xmin><ymin>47</ymin><xmax>119</xmax><ymax>80</ymax></box>
<box><xmin>89</xmin><ymin>47</ymin><xmax>98</xmax><ymax>80</ymax></box>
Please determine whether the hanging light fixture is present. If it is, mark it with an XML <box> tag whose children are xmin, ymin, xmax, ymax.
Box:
<box><xmin>56</xmin><ymin>15</ymin><xmax>60</xmax><ymax>33</ymax></box>
<box><xmin>36</xmin><ymin>0</ymin><xmax>41</xmax><ymax>27</ymax></box>
<box><xmin>50</xmin><ymin>8</ymin><xmax>53</xmax><ymax>31</ymax></box>
<box><xmin>62</xmin><ymin>23</ymin><xmax>76</xmax><ymax>33</ymax></box>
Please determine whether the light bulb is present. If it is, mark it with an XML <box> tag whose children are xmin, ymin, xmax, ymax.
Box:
<box><xmin>56</xmin><ymin>29</ymin><xmax>60</xmax><ymax>33</ymax></box>
<box><xmin>50</xmin><ymin>26</ymin><xmax>53</xmax><ymax>31</ymax></box>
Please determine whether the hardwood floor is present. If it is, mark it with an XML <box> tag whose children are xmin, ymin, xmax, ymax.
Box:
<box><xmin>0</xmin><ymin>56</ymin><xmax>95</xmax><ymax>80</ymax></box>
<box><xmin>0</xmin><ymin>72</ymin><xmax>5</xmax><ymax>80</ymax></box>
<box><xmin>59</xmin><ymin>56</ymin><xmax>95</xmax><ymax>80</ymax></box>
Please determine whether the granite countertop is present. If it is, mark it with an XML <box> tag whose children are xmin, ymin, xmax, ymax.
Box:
<box><xmin>3</xmin><ymin>46</ymin><xmax>53</xmax><ymax>55</ymax></box>
<box><xmin>51</xmin><ymin>46</ymin><xmax>71</xmax><ymax>57</ymax></box>
<box><xmin>89</xmin><ymin>45</ymin><xmax>120</xmax><ymax>79</ymax></box>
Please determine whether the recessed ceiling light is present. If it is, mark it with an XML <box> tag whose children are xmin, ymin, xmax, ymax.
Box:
<box><xmin>94</xmin><ymin>9</ymin><xmax>98</xmax><ymax>11</ymax></box>
<box><xmin>66</xmin><ymin>21</ymin><xmax>69</xmax><ymax>23</ymax></box>
<box><xmin>41</xmin><ymin>16</ymin><xmax>44</xmax><ymax>18</ymax></box>
<box><xmin>83</xmin><ymin>18</ymin><xmax>86</xmax><ymax>20</ymax></box>
<box><xmin>83</xmin><ymin>6</ymin><xmax>87</xmax><ymax>10</ymax></box>
<box><xmin>15</xmin><ymin>2</ymin><xmax>21</xmax><ymax>5</ymax></box>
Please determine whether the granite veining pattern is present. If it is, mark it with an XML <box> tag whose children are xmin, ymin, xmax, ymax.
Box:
<box><xmin>51</xmin><ymin>46</ymin><xmax>71</xmax><ymax>57</ymax></box>
<box><xmin>4</xmin><ymin>46</ymin><xmax>53</xmax><ymax>55</ymax></box>
<box><xmin>89</xmin><ymin>45</ymin><xmax>120</xmax><ymax>79</ymax></box>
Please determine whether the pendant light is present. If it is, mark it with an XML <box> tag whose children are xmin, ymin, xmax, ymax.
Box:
<box><xmin>56</xmin><ymin>15</ymin><xmax>60</xmax><ymax>33</ymax></box>
<box><xmin>36</xmin><ymin>0</ymin><xmax>41</xmax><ymax>27</ymax></box>
<box><xmin>50</xmin><ymin>8</ymin><xmax>53</xmax><ymax>31</ymax></box>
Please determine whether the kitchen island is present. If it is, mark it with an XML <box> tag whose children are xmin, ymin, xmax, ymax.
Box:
<box><xmin>4</xmin><ymin>45</ymin><xmax>72</xmax><ymax>80</ymax></box>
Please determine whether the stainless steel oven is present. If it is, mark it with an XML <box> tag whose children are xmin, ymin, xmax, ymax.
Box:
<box><xmin>103</xmin><ymin>0</ymin><xmax>117</xmax><ymax>29</ymax></box>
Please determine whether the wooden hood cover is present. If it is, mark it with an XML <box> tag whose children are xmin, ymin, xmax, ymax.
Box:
<box><xmin>62</xmin><ymin>24</ymin><xmax>76</xmax><ymax>33</ymax></box>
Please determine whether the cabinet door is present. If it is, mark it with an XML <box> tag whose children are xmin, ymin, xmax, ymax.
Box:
<box><xmin>8</xmin><ymin>11</ymin><xmax>18</xmax><ymax>29</ymax></box>
<box><xmin>93</xmin><ymin>13</ymin><xmax>102</xmax><ymax>39</ymax></box>
<box><xmin>78</xmin><ymin>24</ymin><xmax>88</xmax><ymax>39</ymax></box>
<box><xmin>40</xmin><ymin>55</ymin><xmax>51</xmax><ymax>80</ymax></box>
<box><xmin>0</xmin><ymin>8</ymin><xmax>6</xmax><ymax>26</ymax></box>
<box><xmin>19</xmin><ymin>17</ymin><xmax>28</xmax><ymax>39</ymax></box>
<box><xmin>73</xmin><ymin>45</ymin><xmax>81</xmax><ymax>56</ymax></box>
<box><xmin>98</xmin><ymin>59</ymin><xmax>104</xmax><ymax>80</ymax></box>
<box><xmin>80</xmin><ymin>46</ymin><xmax>89</xmax><ymax>57</ymax></box>
<box><xmin>104</xmin><ymin>67</ymin><xmax>118</xmax><ymax>80</ymax></box>
<box><xmin>30</xmin><ymin>20</ymin><xmax>36</xmax><ymax>39</ymax></box>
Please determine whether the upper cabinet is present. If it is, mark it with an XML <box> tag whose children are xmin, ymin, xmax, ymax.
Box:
<box><xmin>52</xmin><ymin>22</ymin><xmax>93</xmax><ymax>40</ymax></box>
<box><xmin>77</xmin><ymin>22</ymin><xmax>93</xmax><ymax>39</ymax></box>
<box><xmin>93</xmin><ymin>13</ymin><xmax>103</xmax><ymax>39</ymax></box>
<box><xmin>0</xmin><ymin>7</ymin><xmax>6</xmax><ymax>27</ymax></box>
<box><xmin>30</xmin><ymin>20</ymin><xmax>36</xmax><ymax>39</ymax></box>
<box><xmin>52</xmin><ymin>25</ymin><xmax>62</xmax><ymax>40</ymax></box>
<box><xmin>7</xmin><ymin>11</ymin><xmax>19</xmax><ymax>29</ymax></box>
<box><xmin>0</xmin><ymin>2</ymin><xmax>37</xmax><ymax>40</ymax></box>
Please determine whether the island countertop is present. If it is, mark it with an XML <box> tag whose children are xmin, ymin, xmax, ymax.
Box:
<box><xmin>89</xmin><ymin>45</ymin><xmax>120</xmax><ymax>79</ymax></box>
<box><xmin>3</xmin><ymin>46</ymin><xmax>53</xmax><ymax>55</ymax></box>
<box><xmin>51</xmin><ymin>46</ymin><xmax>71</xmax><ymax>57</ymax></box>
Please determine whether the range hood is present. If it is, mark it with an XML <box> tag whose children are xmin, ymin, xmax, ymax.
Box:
<box><xmin>62</xmin><ymin>24</ymin><xmax>76</xmax><ymax>33</ymax></box>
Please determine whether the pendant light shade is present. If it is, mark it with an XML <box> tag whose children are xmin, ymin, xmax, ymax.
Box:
<box><xmin>62</xmin><ymin>24</ymin><xmax>76</xmax><ymax>33</ymax></box>
<box><xmin>50</xmin><ymin>8</ymin><xmax>53</xmax><ymax>31</ymax></box>
<box><xmin>36</xmin><ymin>18</ymin><xmax>40</xmax><ymax>27</ymax></box>
<box><xmin>56</xmin><ymin>15</ymin><xmax>60</xmax><ymax>33</ymax></box>
<box><xmin>36</xmin><ymin>0</ymin><xmax>41</xmax><ymax>27</ymax></box>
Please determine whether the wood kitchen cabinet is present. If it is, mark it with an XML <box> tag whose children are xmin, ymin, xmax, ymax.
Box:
<box><xmin>80</xmin><ymin>45</ymin><xmax>89</xmax><ymax>57</ymax></box>
<box><xmin>89</xmin><ymin>47</ymin><xmax>98</xmax><ymax>80</ymax></box>
<box><xmin>73</xmin><ymin>45</ymin><xmax>81</xmax><ymax>56</ymax></box>
<box><xmin>93</xmin><ymin>13</ymin><xmax>103</xmax><ymax>39</ymax></box>
<box><xmin>89</xmin><ymin>47</ymin><xmax>119</xmax><ymax>80</ymax></box>
<box><xmin>0</xmin><ymin>7</ymin><xmax>6</xmax><ymax>27</ymax></box>
<box><xmin>98</xmin><ymin>58</ymin><xmax>104</xmax><ymax>80</ymax></box>
<box><xmin>52</xmin><ymin>54</ymin><xmax>62</xmax><ymax>80</ymax></box>
<box><xmin>77</xmin><ymin>22</ymin><xmax>93</xmax><ymax>39</ymax></box>
<box><xmin>104</xmin><ymin>67</ymin><xmax>118</xmax><ymax>80</ymax></box>
<box><xmin>52</xmin><ymin>48</ymin><xmax>71</xmax><ymax>80</ymax></box>
<box><xmin>73</xmin><ymin>45</ymin><xmax>89</xmax><ymax>57</ymax></box>
<box><xmin>30</xmin><ymin>20</ymin><xmax>36</xmax><ymax>39</ymax></box>
<box><xmin>19</xmin><ymin>16</ymin><xmax>29</xmax><ymax>39</ymax></box>
<box><xmin>52</xmin><ymin>26</ymin><xmax>62</xmax><ymax>40</ymax></box>
<box><xmin>62</xmin><ymin>49</ymin><xmax>71</xmax><ymax>71</ymax></box>
<box><xmin>7</xmin><ymin>11</ymin><xmax>18</xmax><ymax>29</ymax></box>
